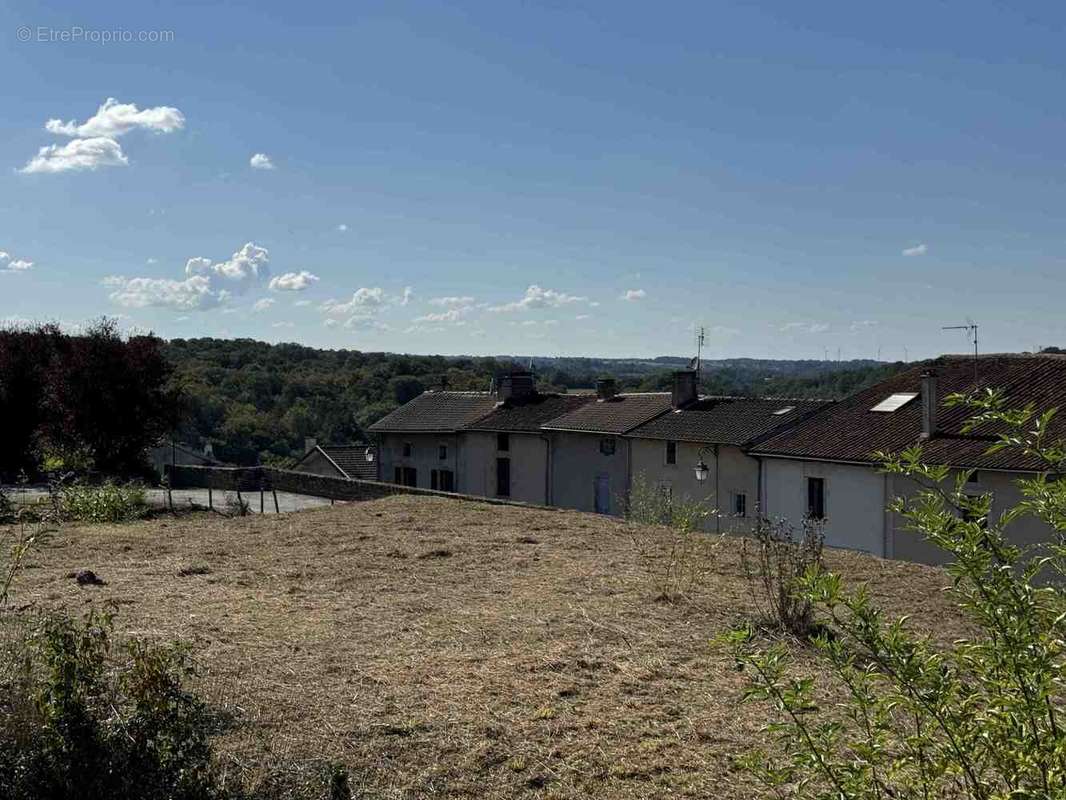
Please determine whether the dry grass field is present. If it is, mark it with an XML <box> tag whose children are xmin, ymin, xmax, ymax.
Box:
<box><xmin>10</xmin><ymin>496</ymin><xmax>969</xmax><ymax>798</ymax></box>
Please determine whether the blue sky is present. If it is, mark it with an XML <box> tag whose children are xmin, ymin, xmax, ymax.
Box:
<box><xmin>2</xmin><ymin>1</ymin><xmax>1064</xmax><ymax>360</ymax></box>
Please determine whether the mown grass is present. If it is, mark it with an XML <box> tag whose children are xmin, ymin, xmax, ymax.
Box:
<box><xmin>6</xmin><ymin>495</ymin><xmax>968</xmax><ymax>798</ymax></box>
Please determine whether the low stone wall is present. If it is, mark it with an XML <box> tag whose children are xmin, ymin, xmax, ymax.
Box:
<box><xmin>164</xmin><ymin>464</ymin><xmax>534</xmax><ymax>508</ymax></box>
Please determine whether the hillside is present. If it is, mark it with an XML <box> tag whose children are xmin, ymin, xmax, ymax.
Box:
<box><xmin>15</xmin><ymin>495</ymin><xmax>965</xmax><ymax>799</ymax></box>
<box><xmin>164</xmin><ymin>337</ymin><xmax>904</xmax><ymax>465</ymax></box>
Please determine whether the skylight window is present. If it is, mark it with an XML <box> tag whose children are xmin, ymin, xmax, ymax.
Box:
<box><xmin>772</xmin><ymin>406</ymin><xmax>795</xmax><ymax>416</ymax></box>
<box><xmin>870</xmin><ymin>392</ymin><xmax>918</xmax><ymax>413</ymax></box>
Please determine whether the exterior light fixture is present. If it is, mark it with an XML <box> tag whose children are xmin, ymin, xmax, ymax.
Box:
<box><xmin>694</xmin><ymin>459</ymin><xmax>709</xmax><ymax>484</ymax></box>
<box><xmin>366</xmin><ymin>448</ymin><xmax>375</xmax><ymax>463</ymax></box>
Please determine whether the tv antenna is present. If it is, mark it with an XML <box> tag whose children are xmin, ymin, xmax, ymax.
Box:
<box><xmin>942</xmin><ymin>321</ymin><xmax>979</xmax><ymax>380</ymax></box>
<box><xmin>691</xmin><ymin>325</ymin><xmax>705</xmax><ymax>375</ymax></box>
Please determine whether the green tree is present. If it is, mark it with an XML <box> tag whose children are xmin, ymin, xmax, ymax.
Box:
<box><xmin>728</xmin><ymin>388</ymin><xmax>1066</xmax><ymax>800</ymax></box>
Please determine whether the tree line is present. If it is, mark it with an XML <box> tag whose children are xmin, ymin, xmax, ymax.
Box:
<box><xmin>1</xmin><ymin>324</ymin><xmax>906</xmax><ymax>478</ymax></box>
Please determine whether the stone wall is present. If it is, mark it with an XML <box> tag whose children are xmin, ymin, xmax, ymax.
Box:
<box><xmin>165</xmin><ymin>464</ymin><xmax>536</xmax><ymax>508</ymax></box>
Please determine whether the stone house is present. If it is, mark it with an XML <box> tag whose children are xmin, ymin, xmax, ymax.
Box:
<box><xmin>291</xmin><ymin>441</ymin><xmax>378</xmax><ymax>481</ymax></box>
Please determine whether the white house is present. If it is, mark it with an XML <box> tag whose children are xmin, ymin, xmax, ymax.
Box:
<box><xmin>752</xmin><ymin>354</ymin><xmax>1066</xmax><ymax>564</ymax></box>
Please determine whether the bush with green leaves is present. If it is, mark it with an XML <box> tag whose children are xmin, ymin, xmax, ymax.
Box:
<box><xmin>727</xmin><ymin>389</ymin><xmax>1066</xmax><ymax>799</ymax></box>
<box><xmin>58</xmin><ymin>481</ymin><xmax>148</xmax><ymax>523</ymax></box>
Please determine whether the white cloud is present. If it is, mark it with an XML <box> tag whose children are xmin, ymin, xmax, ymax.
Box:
<box><xmin>489</xmin><ymin>284</ymin><xmax>587</xmax><ymax>312</ymax></box>
<box><xmin>184</xmin><ymin>242</ymin><xmax>270</xmax><ymax>293</ymax></box>
<box><xmin>105</xmin><ymin>274</ymin><xmax>219</xmax><ymax>311</ymax></box>
<box><xmin>250</xmin><ymin>153</ymin><xmax>275</xmax><ymax>170</ymax></box>
<box><xmin>850</xmin><ymin>320</ymin><xmax>879</xmax><ymax>332</ymax></box>
<box><xmin>902</xmin><ymin>243</ymin><xmax>928</xmax><ymax>257</ymax></box>
<box><xmin>45</xmin><ymin>98</ymin><xmax>184</xmax><ymax>139</ymax></box>
<box><xmin>400</xmin><ymin>286</ymin><xmax>414</xmax><ymax>306</ymax></box>
<box><xmin>343</xmin><ymin>317</ymin><xmax>391</xmax><ymax>331</ymax></box>
<box><xmin>621</xmin><ymin>288</ymin><xmax>646</xmax><ymax>302</ymax></box>
<box><xmin>780</xmin><ymin>322</ymin><xmax>831</xmax><ymax>334</ymax></box>
<box><xmin>293</xmin><ymin>299</ymin><xmax>312</xmax><ymax>307</ymax></box>
<box><xmin>269</xmin><ymin>270</ymin><xmax>319</xmax><ymax>292</ymax></box>
<box><xmin>1</xmin><ymin>251</ymin><xmax>34</xmax><ymax>273</ymax></box>
<box><xmin>575</xmin><ymin>314</ymin><xmax>591</xmax><ymax>321</ymax></box>
<box><xmin>413</xmin><ymin>307</ymin><xmax>472</xmax><ymax>324</ymax></box>
<box><xmin>429</xmin><ymin>295</ymin><xmax>475</xmax><ymax>307</ymax></box>
<box><xmin>146</xmin><ymin>257</ymin><xmax>157</xmax><ymax>265</ymax></box>
<box><xmin>253</xmin><ymin>298</ymin><xmax>276</xmax><ymax>312</ymax></box>
<box><xmin>321</xmin><ymin>287</ymin><xmax>386</xmax><ymax>317</ymax></box>
<box><xmin>106</xmin><ymin>242</ymin><xmax>269</xmax><ymax>311</ymax></box>
<box><xmin>337</xmin><ymin>223</ymin><xmax>348</xmax><ymax>232</ymax></box>
<box><xmin>20</xmin><ymin>137</ymin><xmax>128</xmax><ymax>174</ymax></box>
<box><xmin>272</xmin><ymin>321</ymin><xmax>295</xmax><ymax>329</ymax></box>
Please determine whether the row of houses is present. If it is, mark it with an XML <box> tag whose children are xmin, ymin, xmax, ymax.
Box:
<box><xmin>308</xmin><ymin>353</ymin><xmax>1064</xmax><ymax>566</ymax></box>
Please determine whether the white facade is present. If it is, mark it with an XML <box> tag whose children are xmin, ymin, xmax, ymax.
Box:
<box><xmin>462</xmin><ymin>430</ymin><xmax>550</xmax><ymax>504</ymax></box>
<box><xmin>375</xmin><ymin>433</ymin><xmax>465</xmax><ymax>492</ymax></box>
<box><xmin>760</xmin><ymin>457</ymin><xmax>887</xmax><ymax>555</ymax></box>
<box><xmin>629</xmin><ymin>438</ymin><xmax>759</xmax><ymax>533</ymax></box>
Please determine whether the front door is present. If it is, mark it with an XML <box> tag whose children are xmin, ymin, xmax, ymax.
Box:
<box><xmin>594</xmin><ymin>474</ymin><xmax>610</xmax><ymax>514</ymax></box>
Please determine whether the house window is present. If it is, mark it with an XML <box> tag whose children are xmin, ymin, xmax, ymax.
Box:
<box><xmin>497</xmin><ymin>433</ymin><xmax>510</xmax><ymax>452</ymax></box>
<box><xmin>665</xmin><ymin>441</ymin><xmax>677</xmax><ymax>465</ymax></box>
<box><xmin>402</xmin><ymin>442</ymin><xmax>412</xmax><ymax>458</ymax></box>
<box><xmin>733</xmin><ymin>493</ymin><xmax>747</xmax><ymax>517</ymax></box>
<box><xmin>967</xmin><ymin>470</ymin><xmax>980</xmax><ymax>485</ymax></box>
<box><xmin>438</xmin><ymin>444</ymin><xmax>448</xmax><ymax>460</ymax></box>
<box><xmin>496</xmin><ymin>457</ymin><xmax>511</xmax><ymax>497</ymax></box>
<box><xmin>600</xmin><ymin>437</ymin><xmax>616</xmax><ymax>456</ymax></box>
<box><xmin>396</xmin><ymin>466</ymin><xmax>417</xmax><ymax>487</ymax></box>
<box><xmin>806</xmin><ymin>477</ymin><xmax>826</xmax><ymax>520</ymax></box>
<box><xmin>430</xmin><ymin>469</ymin><xmax>454</xmax><ymax>491</ymax></box>
<box><xmin>439</xmin><ymin>469</ymin><xmax>455</xmax><ymax>492</ymax></box>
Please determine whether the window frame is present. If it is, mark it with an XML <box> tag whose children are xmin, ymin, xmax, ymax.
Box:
<box><xmin>402</xmin><ymin>442</ymin><xmax>412</xmax><ymax>458</ymax></box>
<box><xmin>438</xmin><ymin>443</ymin><xmax>448</xmax><ymax>460</ymax></box>
<box><xmin>496</xmin><ymin>456</ymin><xmax>511</xmax><ymax>498</ymax></box>
<box><xmin>497</xmin><ymin>433</ymin><xmax>510</xmax><ymax>452</ymax></box>
<box><xmin>733</xmin><ymin>492</ymin><xmax>747</xmax><ymax>518</ymax></box>
<box><xmin>599</xmin><ymin>437</ymin><xmax>616</xmax><ymax>456</ymax></box>
<box><xmin>806</xmin><ymin>476</ymin><xmax>826</xmax><ymax>520</ymax></box>
<box><xmin>665</xmin><ymin>440</ymin><xmax>677</xmax><ymax>465</ymax></box>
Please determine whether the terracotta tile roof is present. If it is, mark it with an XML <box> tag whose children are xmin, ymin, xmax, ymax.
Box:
<box><xmin>628</xmin><ymin>397</ymin><xmax>831</xmax><ymax>446</ymax></box>
<box><xmin>465</xmin><ymin>393</ymin><xmax>597</xmax><ymax>432</ymax></box>
<box><xmin>367</xmin><ymin>391</ymin><xmax>498</xmax><ymax>433</ymax></box>
<box><xmin>752</xmin><ymin>354</ymin><xmax>1066</xmax><ymax>471</ymax></box>
<box><xmin>318</xmin><ymin>444</ymin><xmax>377</xmax><ymax>480</ymax></box>
<box><xmin>541</xmin><ymin>393</ymin><xmax>674</xmax><ymax>435</ymax></box>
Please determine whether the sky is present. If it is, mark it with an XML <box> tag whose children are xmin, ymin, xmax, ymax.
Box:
<box><xmin>2</xmin><ymin>1</ymin><xmax>1065</xmax><ymax>361</ymax></box>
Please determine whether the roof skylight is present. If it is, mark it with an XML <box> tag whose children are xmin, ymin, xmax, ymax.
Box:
<box><xmin>870</xmin><ymin>392</ymin><xmax>918</xmax><ymax>413</ymax></box>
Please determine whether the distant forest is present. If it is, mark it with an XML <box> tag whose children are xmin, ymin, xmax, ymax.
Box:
<box><xmin>166</xmin><ymin>338</ymin><xmax>906</xmax><ymax>465</ymax></box>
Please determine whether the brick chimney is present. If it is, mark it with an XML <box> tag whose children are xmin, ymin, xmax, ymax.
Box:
<box><xmin>596</xmin><ymin>377</ymin><xmax>618</xmax><ymax>401</ymax></box>
<box><xmin>672</xmin><ymin>370</ymin><xmax>698</xmax><ymax>409</ymax></box>
<box><xmin>920</xmin><ymin>370</ymin><xmax>937</xmax><ymax>439</ymax></box>
<box><xmin>304</xmin><ymin>437</ymin><xmax>318</xmax><ymax>454</ymax></box>
<box><xmin>498</xmin><ymin>371</ymin><xmax>536</xmax><ymax>402</ymax></box>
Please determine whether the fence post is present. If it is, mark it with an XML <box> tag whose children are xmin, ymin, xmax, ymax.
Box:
<box><xmin>208</xmin><ymin>486</ymin><xmax>213</xmax><ymax>510</ymax></box>
<box><xmin>259</xmin><ymin>476</ymin><xmax>265</xmax><ymax>514</ymax></box>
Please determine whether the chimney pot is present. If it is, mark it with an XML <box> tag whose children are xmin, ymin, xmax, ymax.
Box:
<box><xmin>672</xmin><ymin>370</ymin><xmax>698</xmax><ymax>409</ymax></box>
<box><xmin>497</xmin><ymin>370</ymin><xmax>535</xmax><ymax>401</ymax></box>
<box><xmin>920</xmin><ymin>370</ymin><xmax>937</xmax><ymax>439</ymax></box>
<box><xmin>596</xmin><ymin>377</ymin><xmax>618</xmax><ymax>400</ymax></box>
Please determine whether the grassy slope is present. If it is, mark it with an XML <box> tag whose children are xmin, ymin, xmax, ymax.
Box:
<box><xmin>13</xmin><ymin>496</ymin><xmax>967</xmax><ymax>798</ymax></box>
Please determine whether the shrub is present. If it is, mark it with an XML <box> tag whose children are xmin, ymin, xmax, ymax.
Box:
<box><xmin>741</xmin><ymin>515</ymin><xmax>825</xmax><ymax>638</ymax></box>
<box><xmin>58</xmin><ymin>482</ymin><xmax>148</xmax><ymax>523</ymax></box>
<box><xmin>626</xmin><ymin>475</ymin><xmax>717</xmax><ymax>602</ymax></box>
<box><xmin>0</xmin><ymin>486</ymin><xmax>12</xmax><ymax>524</ymax></box>
<box><xmin>0</xmin><ymin>610</ymin><xmax>218</xmax><ymax>800</ymax></box>
<box><xmin>727</xmin><ymin>389</ymin><xmax>1066</xmax><ymax>799</ymax></box>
